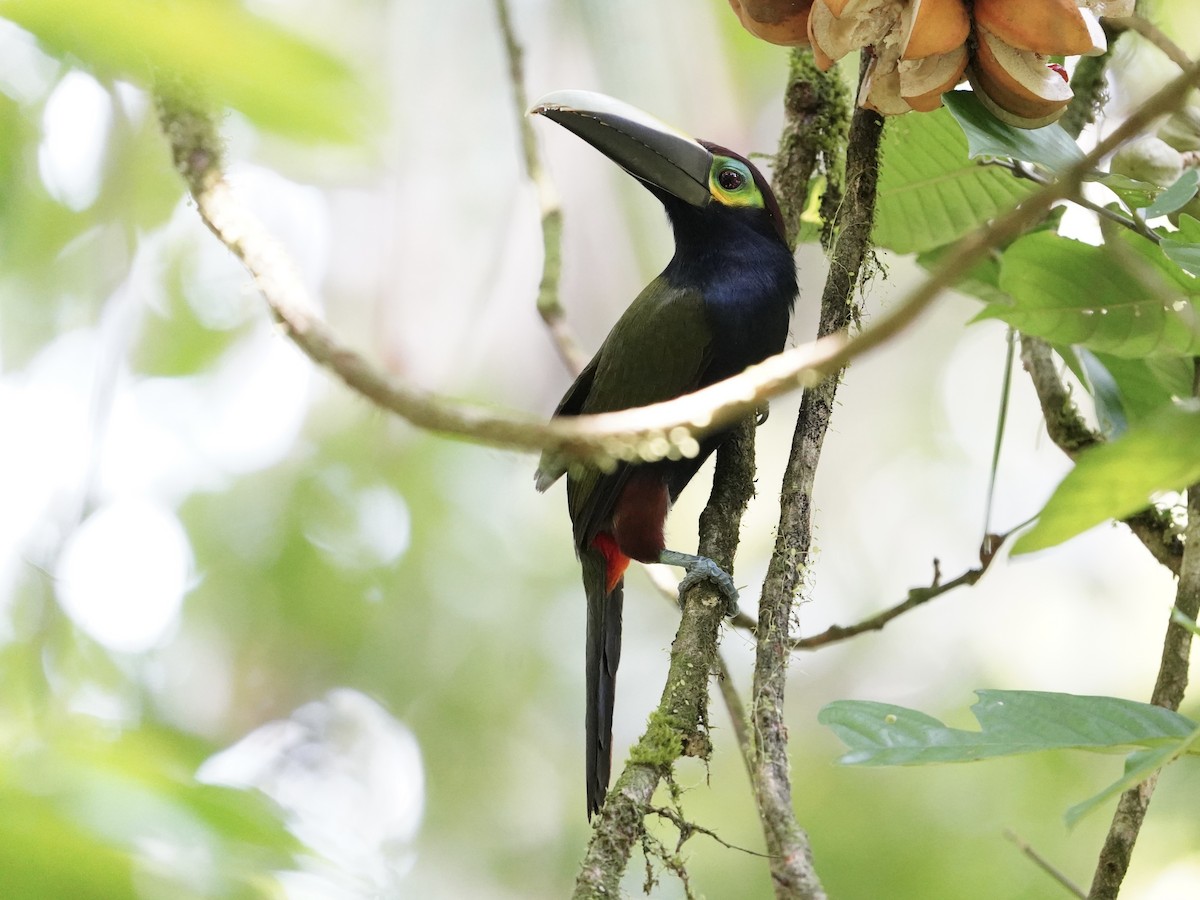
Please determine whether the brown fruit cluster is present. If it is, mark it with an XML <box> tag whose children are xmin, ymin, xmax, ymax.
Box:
<box><xmin>728</xmin><ymin>0</ymin><xmax>1134</xmax><ymax>127</ymax></box>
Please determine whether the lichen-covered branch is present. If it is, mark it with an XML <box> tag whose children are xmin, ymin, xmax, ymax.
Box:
<box><xmin>573</xmin><ymin>419</ymin><xmax>757</xmax><ymax>899</ymax></box>
<box><xmin>774</xmin><ymin>49</ymin><xmax>851</xmax><ymax>249</ymax></box>
<box><xmin>1086</xmin><ymin>474</ymin><xmax>1200</xmax><ymax>900</ymax></box>
<box><xmin>750</xmin><ymin>50</ymin><xmax>862</xmax><ymax>900</ymax></box>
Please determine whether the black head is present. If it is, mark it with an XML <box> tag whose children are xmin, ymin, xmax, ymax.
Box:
<box><xmin>530</xmin><ymin>90</ymin><xmax>788</xmax><ymax>247</ymax></box>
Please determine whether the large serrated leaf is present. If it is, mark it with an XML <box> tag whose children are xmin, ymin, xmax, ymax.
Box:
<box><xmin>819</xmin><ymin>690</ymin><xmax>1197</xmax><ymax>767</ymax></box>
<box><xmin>873</xmin><ymin>108</ymin><xmax>1035</xmax><ymax>254</ymax></box>
<box><xmin>986</xmin><ymin>231</ymin><xmax>1200</xmax><ymax>356</ymax></box>
<box><xmin>1</xmin><ymin>0</ymin><xmax>367</xmax><ymax>142</ymax></box>
<box><xmin>1013</xmin><ymin>400</ymin><xmax>1200</xmax><ymax>553</ymax></box>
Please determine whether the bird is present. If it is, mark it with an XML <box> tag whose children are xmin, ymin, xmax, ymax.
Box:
<box><xmin>530</xmin><ymin>90</ymin><xmax>797</xmax><ymax>818</ymax></box>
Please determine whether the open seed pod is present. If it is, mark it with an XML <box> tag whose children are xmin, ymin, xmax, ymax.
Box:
<box><xmin>899</xmin><ymin>0</ymin><xmax>969</xmax><ymax>60</ymax></box>
<box><xmin>900</xmin><ymin>43</ymin><xmax>968</xmax><ymax>111</ymax></box>
<box><xmin>969</xmin><ymin>24</ymin><xmax>1073</xmax><ymax>128</ymax></box>
<box><xmin>809</xmin><ymin>0</ymin><xmax>967</xmax><ymax>111</ymax></box>
<box><xmin>728</xmin><ymin>0</ymin><xmax>814</xmax><ymax>46</ymax></box>
<box><xmin>807</xmin><ymin>0</ymin><xmax>899</xmax><ymax>63</ymax></box>
<box><xmin>824</xmin><ymin>0</ymin><xmax>896</xmax><ymax>16</ymax></box>
<box><xmin>974</xmin><ymin>0</ymin><xmax>1106</xmax><ymax>57</ymax></box>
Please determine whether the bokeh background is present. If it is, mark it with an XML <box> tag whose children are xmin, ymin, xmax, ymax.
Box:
<box><xmin>2</xmin><ymin>1</ymin><xmax>1199</xmax><ymax>897</ymax></box>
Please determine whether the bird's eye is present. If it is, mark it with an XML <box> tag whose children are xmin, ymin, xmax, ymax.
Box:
<box><xmin>718</xmin><ymin>168</ymin><xmax>745</xmax><ymax>191</ymax></box>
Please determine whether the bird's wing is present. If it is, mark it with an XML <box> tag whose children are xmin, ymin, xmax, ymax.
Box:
<box><xmin>566</xmin><ymin>279</ymin><xmax>712</xmax><ymax>549</ymax></box>
<box><xmin>534</xmin><ymin>358</ymin><xmax>599</xmax><ymax>492</ymax></box>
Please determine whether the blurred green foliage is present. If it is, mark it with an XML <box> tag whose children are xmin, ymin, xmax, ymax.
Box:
<box><xmin>0</xmin><ymin>0</ymin><xmax>368</xmax><ymax>142</ymax></box>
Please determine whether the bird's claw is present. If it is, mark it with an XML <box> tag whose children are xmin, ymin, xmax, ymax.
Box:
<box><xmin>678</xmin><ymin>558</ymin><xmax>740</xmax><ymax>617</ymax></box>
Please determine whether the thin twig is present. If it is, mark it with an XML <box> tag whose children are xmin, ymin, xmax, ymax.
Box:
<box><xmin>649</xmin><ymin>806</ymin><xmax>772</xmax><ymax>858</ymax></box>
<box><xmin>983</xmin><ymin>330</ymin><xmax>1017</xmax><ymax>537</ymax></box>
<box><xmin>714</xmin><ymin>652</ymin><xmax>753</xmax><ymax>780</ymax></box>
<box><xmin>492</xmin><ymin>0</ymin><xmax>586</xmax><ymax>374</ymax></box>
<box><xmin>155</xmin><ymin>59</ymin><xmax>1200</xmax><ymax>471</ymax></box>
<box><xmin>722</xmin><ymin>555</ymin><xmax>993</xmax><ymax>649</ymax></box>
<box><xmin>1004</xmin><ymin>829</ymin><xmax>1087</xmax><ymax>899</ymax></box>
<box><xmin>992</xmin><ymin>159</ymin><xmax>1160</xmax><ymax>244</ymax></box>
<box><xmin>792</xmin><ymin>562</ymin><xmax>988</xmax><ymax>650</ymax></box>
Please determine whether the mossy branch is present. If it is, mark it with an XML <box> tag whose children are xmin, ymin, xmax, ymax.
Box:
<box><xmin>573</xmin><ymin>419</ymin><xmax>757</xmax><ymax>899</ymax></box>
<box><xmin>750</xmin><ymin>50</ymin><xmax>875</xmax><ymax>900</ymax></box>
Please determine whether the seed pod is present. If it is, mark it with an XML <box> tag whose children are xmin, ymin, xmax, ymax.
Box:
<box><xmin>969</xmin><ymin>24</ymin><xmax>1073</xmax><ymax>128</ymax></box>
<box><xmin>728</xmin><ymin>0</ymin><xmax>815</xmax><ymax>46</ymax></box>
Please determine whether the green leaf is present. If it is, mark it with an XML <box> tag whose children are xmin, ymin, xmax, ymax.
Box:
<box><xmin>1162</xmin><ymin>214</ymin><xmax>1200</xmax><ymax>276</ymax></box>
<box><xmin>873</xmin><ymin>108</ymin><xmax>1035</xmax><ymax>254</ymax></box>
<box><xmin>1</xmin><ymin>722</ymin><xmax>299</xmax><ymax>896</ymax></box>
<box><xmin>1145</xmin><ymin>169</ymin><xmax>1200</xmax><ymax>218</ymax></box>
<box><xmin>1013</xmin><ymin>400</ymin><xmax>1200</xmax><ymax>553</ymax></box>
<box><xmin>942</xmin><ymin>90</ymin><xmax>1084</xmax><ymax>173</ymax></box>
<box><xmin>0</xmin><ymin>790</ymin><xmax>137</xmax><ymax>900</ymax></box>
<box><xmin>0</xmin><ymin>0</ymin><xmax>367</xmax><ymax>142</ymax></box>
<box><xmin>1096</xmin><ymin>172</ymin><xmax>1161</xmax><ymax>212</ymax></box>
<box><xmin>1162</xmin><ymin>239</ymin><xmax>1200</xmax><ymax>277</ymax></box>
<box><xmin>1077</xmin><ymin>349</ymin><xmax>1128</xmax><ymax>437</ymax></box>
<box><xmin>986</xmin><ymin>231</ymin><xmax>1200</xmax><ymax>356</ymax></box>
<box><xmin>1085</xmin><ymin>351</ymin><xmax>1193</xmax><ymax>423</ymax></box>
<box><xmin>1174</xmin><ymin>213</ymin><xmax>1200</xmax><ymax>242</ymax></box>
<box><xmin>819</xmin><ymin>690</ymin><xmax>1197</xmax><ymax>767</ymax></box>
<box><xmin>917</xmin><ymin>242</ymin><xmax>1009</xmax><ymax>305</ymax></box>
<box><xmin>1052</xmin><ymin>343</ymin><xmax>1089</xmax><ymax>389</ymax></box>
<box><xmin>1065</xmin><ymin>736</ymin><xmax>1200</xmax><ymax>827</ymax></box>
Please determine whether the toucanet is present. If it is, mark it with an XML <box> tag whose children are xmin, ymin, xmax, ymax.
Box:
<box><xmin>531</xmin><ymin>90</ymin><xmax>797</xmax><ymax>818</ymax></box>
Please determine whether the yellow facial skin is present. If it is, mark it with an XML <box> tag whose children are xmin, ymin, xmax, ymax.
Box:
<box><xmin>708</xmin><ymin>156</ymin><xmax>765</xmax><ymax>209</ymax></box>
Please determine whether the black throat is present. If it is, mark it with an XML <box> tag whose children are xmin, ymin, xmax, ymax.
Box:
<box><xmin>661</xmin><ymin>199</ymin><xmax>797</xmax><ymax>383</ymax></box>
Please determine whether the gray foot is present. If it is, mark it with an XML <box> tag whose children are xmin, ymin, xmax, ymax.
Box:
<box><xmin>659</xmin><ymin>550</ymin><xmax>739</xmax><ymax>617</ymax></box>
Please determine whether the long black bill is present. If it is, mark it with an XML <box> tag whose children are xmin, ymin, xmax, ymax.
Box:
<box><xmin>530</xmin><ymin>89</ymin><xmax>713</xmax><ymax>209</ymax></box>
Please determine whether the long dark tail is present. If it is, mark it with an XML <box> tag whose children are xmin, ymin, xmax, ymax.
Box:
<box><xmin>582</xmin><ymin>547</ymin><xmax>623</xmax><ymax>818</ymax></box>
